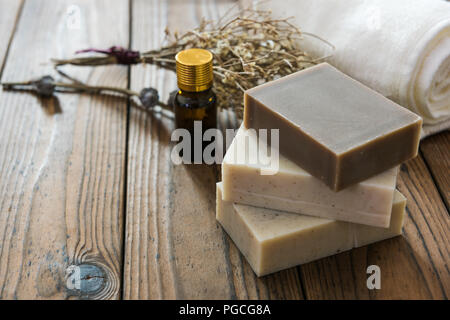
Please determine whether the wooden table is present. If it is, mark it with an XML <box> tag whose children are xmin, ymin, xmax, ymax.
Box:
<box><xmin>0</xmin><ymin>0</ymin><xmax>448</xmax><ymax>300</ymax></box>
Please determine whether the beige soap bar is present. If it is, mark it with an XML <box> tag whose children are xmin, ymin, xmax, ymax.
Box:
<box><xmin>222</xmin><ymin>126</ymin><xmax>398</xmax><ymax>227</ymax></box>
<box><xmin>216</xmin><ymin>183</ymin><xmax>406</xmax><ymax>277</ymax></box>
<box><xmin>244</xmin><ymin>63</ymin><xmax>422</xmax><ymax>191</ymax></box>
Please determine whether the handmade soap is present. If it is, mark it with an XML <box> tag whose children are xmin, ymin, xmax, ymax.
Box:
<box><xmin>222</xmin><ymin>126</ymin><xmax>398</xmax><ymax>227</ymax></box>
<box><xmin>216</xmin><ymin>183</ymin><xmax>406</xmax><ymax>277</ymax></box>
<box><xmin>244</xmin><ymin>63</ymin><xmax>422</xmax><ymax>191</ymax></box>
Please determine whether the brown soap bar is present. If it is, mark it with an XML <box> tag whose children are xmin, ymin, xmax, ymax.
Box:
<box><xmin>244</xmin><ymin>63</ymin><xmax>422</xmax><ymax>191</ymax></box>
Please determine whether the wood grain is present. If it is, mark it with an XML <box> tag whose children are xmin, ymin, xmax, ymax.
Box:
<box><xmin>299</xmin><ymin>154</ymin><xmax>450</xmax><ymax>299</ymax></box>
<box><xmin>0</xmin><ymin>0</ymin><xmax>23</xmax><ymax>73</ymax></box>
<box><xmin>123</xmin><ymin>0</ymin><xmax>304</xmax><ymax>300</ymax></box>
<box><xmin>0</xmin><ymin>0</ymin><xmax>128</xmax><ymax>299</ymax></box>
<box><xmin>420</xmin><ymin>131</ymin><xmax>450</xmax><ymax>210</ymax></box>
<box><xmin>0</xmin><ymin>0</ymin><xmax>447</xmax><ymax>301</ymax></box>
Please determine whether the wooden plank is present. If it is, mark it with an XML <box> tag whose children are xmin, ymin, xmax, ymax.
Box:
<box><xmin>0</xmin><ymin>0</ymin><xmax>128</xmax><ymax>299</ymax></box>
<box><xmin>420</xmin><ymin>131</ymin><xmax>450</xmax><ymax>210</ymax></box>
<box><xmin>124</xmin><ymin>0</ymin><xmax>304</xmax><ymax>299</ymax></box>
<box><xmin>0</xmin><ymin>0</ymin><xmax>23</xmax><ymax>72</ymax></box>
<box><xmin>300</xmin><ymin>155</ymin><xmax>450</xmax><ymax>299</ymax></box>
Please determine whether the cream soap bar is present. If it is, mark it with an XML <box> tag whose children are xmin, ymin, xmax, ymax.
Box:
<box><xmin>216</xmin><ymin>183</ymin><xmax>406</xmax><ymax>277</ymax></box>
<box><xmin>244</xmin><ymin>63</ymin><xmax>422</xmax><ymax>191</ymax></box>
<box><xmin>222</xmin><ymin>126</ymin><xmax>399</xmax><ymax>227</ymax></box>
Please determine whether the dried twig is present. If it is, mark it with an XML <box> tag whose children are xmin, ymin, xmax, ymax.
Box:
<box><xmin>1</xmin><ymin>75</ymin><xmax>171</xmax><ymax>112</ymax></box>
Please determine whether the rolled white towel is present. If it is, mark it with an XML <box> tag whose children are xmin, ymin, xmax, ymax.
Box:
<box><xmin>248</xmin><ymin>0</ymin><xmax>450</xmax><ymax>138</ymax></box>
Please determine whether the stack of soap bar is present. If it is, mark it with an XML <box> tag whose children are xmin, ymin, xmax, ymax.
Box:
<box><xmin>222</xmin><ymin>126</ymin><xmax>399</xmax><ymax>227</ymax></box>
<box><xmin>216</xmin><ymin>63</ymin><xmax>419</xmax><ymax>277</ymax></box>
<box><xmin>217</xmin><ymin>183</ymin><xmax>406</xmax><ymax>277</ymax></box>
<box><xmin>244</xmin><ymin>63</ymin><xmax>422</xmax><ymax>191</ymax></box>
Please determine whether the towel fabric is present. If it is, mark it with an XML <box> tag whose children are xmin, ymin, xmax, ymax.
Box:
<box><xmin>249</xmin><ymin>0</ymin><xmax>450</xmax><ymax>138</ymax></box>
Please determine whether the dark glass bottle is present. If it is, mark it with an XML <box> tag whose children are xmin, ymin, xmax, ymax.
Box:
<box><xmin>174</xmin><ymin>88</ymin><xmax>217</xmax><ymax>132</ymax></box>
<box><xmin>174</xmin><ymin>48</ymin><xmax>217</xmax><ymax>163</ymax></box>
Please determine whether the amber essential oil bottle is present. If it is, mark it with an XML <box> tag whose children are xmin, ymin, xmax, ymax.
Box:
<box><xmin>174</xmin><ymin>48</ymin><xmax>217</xmax><ymax>162</ymax></box>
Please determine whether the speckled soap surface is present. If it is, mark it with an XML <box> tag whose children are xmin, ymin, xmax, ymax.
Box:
<box><xmin>216</xmin><ymin>183</ymin><xmax>406</xmax><ymax>277</ymax></box>
<box><xmin>244</xmin><ymin>63</ymin><xmax>422</xmax><ymax>191</ymax></box>
<box><xmin>222</xmin><ymin>126</ymin><xmax>398</xmax><ymax>227</ymax></box>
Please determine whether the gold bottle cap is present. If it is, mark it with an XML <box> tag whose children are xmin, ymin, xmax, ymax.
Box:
<box><xmin>175</xmin><ymin>48</ymin><xmax>213</xmax><ymax>92</ymax></box>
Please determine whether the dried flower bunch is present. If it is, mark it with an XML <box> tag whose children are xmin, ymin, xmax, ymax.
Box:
<box><xmin>53</xmin><ymin>7</ymin><xmax>332</xmax><ymax>116</ymax></box>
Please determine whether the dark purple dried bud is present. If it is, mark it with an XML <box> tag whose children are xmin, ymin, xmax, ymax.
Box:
<box><xmin>75</xmin><ymin>46</ymin><xmax>140</xmax><ymax>65</ymax></box>
<box><xmin>139</xmin><ymin>87</ymin><xmax>159</xmax><ymax>109</ymax></box>
<box><xmin>33</xmin><ymin>75</ymin><xmax>55</xmax><ymax>97</ymax></box>
<box><xmin>109</xmin><ymin>46</ymin><xmax>140</xmax><ymax>65</ymax></box>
